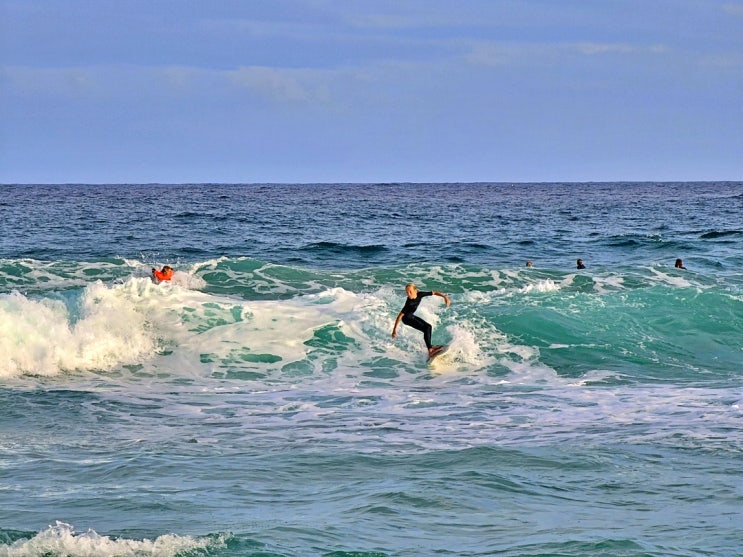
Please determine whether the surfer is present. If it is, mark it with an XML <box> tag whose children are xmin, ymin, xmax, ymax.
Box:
<box><xmin>675</xmin><ymin>258</ymin><xmax>686</xmax><ymax>269</ymax></box>
<box><xmin>576</xmin><ymin>258</ymin><xmax>586</xmax><ymax>270</ymax></box>
<box><xmin>152</xmin><ymin>265</ymin><xmax>174</xmax><ymax>283</ymax></box>
<box><xmin>391</xmin><ymin>283</ymin><xmax>450</xmax><ymax>357</ymax></box>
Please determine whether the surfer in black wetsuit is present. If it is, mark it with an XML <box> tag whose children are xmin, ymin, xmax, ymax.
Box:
<box><xmin>391</xmin><ymin>283</ymin><xmax>450</xmax><ymax>357</ymax></box>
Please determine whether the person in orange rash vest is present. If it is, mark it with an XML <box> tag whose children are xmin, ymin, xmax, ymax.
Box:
<box><xmin>151</xmin><ymin>265</ymin><xmax>174</xmax><ymax>283</ymax></box>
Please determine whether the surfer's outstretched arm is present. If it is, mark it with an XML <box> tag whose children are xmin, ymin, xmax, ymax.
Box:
<box><xmin>432</xmin><ymin>291</ymin><xmax>451</xmax><ymax>307</ymax></box>
<box><xmin>391</xmin><ymin>312</ymin><xmax>404</xmax><ymax>338</ymax></box>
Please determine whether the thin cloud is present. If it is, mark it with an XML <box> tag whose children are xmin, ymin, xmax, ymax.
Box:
<box><xmin>1</xmin><ymin>63</ymin><xmax>338</xmax><ymax>105</ymax></box>
<box><xmin>347</xmin><ymin>13</ymin><xmax>471</xmax><ymax>30</ymax></box>
<box><xmin>199</xmin><ymin>17</ymin><xmax>325</xmax><ymax>40</ymax></box>
<box><xmin>699</xmin><ymin>52</ymin><xmax>743</xmax><ymax>72</ymax></box>
<box><xmin>572</xmin><ymin>43</ymin><xmax>668</xmax><ymax>56</ymax></box>
<box><xmin>1</xmin><ymin>66</ymin><xmax>98</xmax><ymax>96</ymax></box>
<box><xmin>466</xmin><ymin>41</ymin><xmax>669</xmax><ymax>66</ymax></box>
<box><xmin>722</xmin><ymin>3</ymin><xmax>743</xmax><ymax>16</ymax></box>
<box><xmin>227</xmin><ymin>66</ymin><xmax>321</xmax><ymax>102</ymax></box>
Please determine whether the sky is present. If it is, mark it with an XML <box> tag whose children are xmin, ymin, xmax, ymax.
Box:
<box><xmin>1</xmin><ymin>0</ymin><xmax>742</xmax><ymax>183</ymax></box>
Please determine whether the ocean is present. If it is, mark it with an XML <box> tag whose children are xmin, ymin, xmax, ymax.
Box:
<box><xmin>0</xmin><ymin>182</ymin><xmax>741</xmax><ymax>557</ymax></box>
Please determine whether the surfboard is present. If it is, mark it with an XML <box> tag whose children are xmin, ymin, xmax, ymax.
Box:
<box><xmin>427</xmin><ymin>344</ymin><xmax>449</xmax><ymax>364</ymax></box>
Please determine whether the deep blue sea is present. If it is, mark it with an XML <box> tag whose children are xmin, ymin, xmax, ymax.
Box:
<box><xmin>1</xmin><ymin>182</ymin><xmax>742</xmax><ymax>557</ymax></box>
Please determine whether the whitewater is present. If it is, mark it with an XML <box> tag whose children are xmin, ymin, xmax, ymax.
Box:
<box><xmin>1</xmin><ymin>182</ymin><xmax>741</xmax><ymax>557</ymax></box>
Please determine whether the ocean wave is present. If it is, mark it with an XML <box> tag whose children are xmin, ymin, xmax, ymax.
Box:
<box><xmin>606</xmin><ymin>237</ymin><xmax>643</xmax><ymax>248</ymax></box>
<box><xmin>602</xmin><ymin>233</ymin><xmax>686</xmax><ymax>251</ymax></box>
<box><xmin>0</xmin><ymin>282</ymin><xmax>160</xmax><ymax>377</ymax></box>
<box><xmin>0</xmin><ymin>522</ymin><xmax>227</xmax><ymax>557</ymax></box>
<box><xmin>0</xmin><ymin>256</ymin><xmax>724</xmax><ymax>300</ymax></box>
<box><xmin>700</xmin><ymin>229</ymin><xmax>742</xmax><ymax>240</ymax></box>
<box><xmin>304</xmin><ymin>242</ymin><xmax>388</xmax><ymax>255</ymax></box>
<box><xmin>455</xmin><ymin>242</ymin><xmax>492</xmax><ymax>250</ymax></box>
<box><xmin>1</xmin><ymin>258</ymin><xmax>740</xmax><ymax>382</ymax></box>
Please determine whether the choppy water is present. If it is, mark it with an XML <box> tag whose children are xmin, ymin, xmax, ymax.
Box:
<box><xmin>1</xmin><ymin>182</ymin><xmax>742</xmax><ymax>557</ymax></box>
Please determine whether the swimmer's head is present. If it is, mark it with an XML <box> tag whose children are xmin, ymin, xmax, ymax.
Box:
<box><xmin>405</xmin><ymin>283</ymin><xmax>417</xmax><ymax>297</ymax></box>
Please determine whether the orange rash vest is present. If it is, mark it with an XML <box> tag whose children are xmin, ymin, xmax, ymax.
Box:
<box><xmin>153</xmin><ymin>268</ymin><xmax>174</xmax><ymax>282</ymax></box>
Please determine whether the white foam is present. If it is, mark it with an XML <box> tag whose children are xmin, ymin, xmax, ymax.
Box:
<box><xmin>1</xmin><ymin>277</ymin><xmax>428</xmax><ymax>380</ymax></box>
<box><xmin>0</xmin><ymin>521</ymin><xmax>224</xmax><ymax>557</ymax></box>
<box><xmin>591</xmin><ymin>274</ymin><xmax>625</xmax><ymax>294</ymax></box>
<box><xmin>0</xmin><ymin>284</ymin><xmax>157</xmax><ymax>377</ymax></box>
<box><xmin>0</xmin><ymin>258</ymin><xmax>136</xmax><ymax>293</ymax></box>
<box><xmin>649</xmin><ymin>267</ymin><xmax>694</xmax><ymax>288</ymax></box>
<box><xmin>169</xmin><ymin>270</ymin><xmax>206</xmax><ymax>290</ymax></box>
<box><xmin>519</xmin><ymin>279</ymin><xmax>560</xmax><ymax>294</ymax></box>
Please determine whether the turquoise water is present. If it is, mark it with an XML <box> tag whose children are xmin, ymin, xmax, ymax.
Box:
<box><xmin>1</xmin><ymin>183</ymin><xmax>742</xmax><ymax>556</ymax></box>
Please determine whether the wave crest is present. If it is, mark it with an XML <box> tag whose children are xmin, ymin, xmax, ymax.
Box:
<box><xmin>0</xmin><ymin>521</ymin><xmax>226</xmax><ymax>557</ymax></box>
<box><xmin>0</xmin><ymin>280</ymin><xmax>163</xmax><ymax>377</ymax></box>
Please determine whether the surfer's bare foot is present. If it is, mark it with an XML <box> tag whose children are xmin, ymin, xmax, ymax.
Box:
<box><xmin>428</xmin><ymin>345</ymin><xmax>443</xmax><ymax>357</ymax></box>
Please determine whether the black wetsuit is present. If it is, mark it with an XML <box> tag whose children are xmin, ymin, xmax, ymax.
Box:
<box><xmin>400</xmin><ymin>291</ymin><xmax>433</xmax><ymax>349</ymax></box>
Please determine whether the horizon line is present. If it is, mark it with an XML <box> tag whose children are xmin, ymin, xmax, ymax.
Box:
<box><xmin>2</xmin><ymin>180</ymin><xmax>741</xmax><ymax>186</ymax></box>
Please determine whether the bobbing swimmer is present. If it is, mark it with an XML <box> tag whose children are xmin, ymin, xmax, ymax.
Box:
<box><xmin>391</xmin><ymin>283</ymin><xmax>450</xmax><ymax>358</ymax></box>
<box><xmin>152</xmin><ymin>265</ymin><xmax>174</xmax><ymax>283</ymax></box>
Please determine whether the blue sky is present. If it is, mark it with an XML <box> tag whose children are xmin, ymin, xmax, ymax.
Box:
<box><xmin>1</xmin><ymin>0</ymin><xmax>741</xmax><ymax>183</ymax></box>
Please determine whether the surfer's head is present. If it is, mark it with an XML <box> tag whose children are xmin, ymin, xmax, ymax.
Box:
<box><xmin>405</xmin><ymin>283</ymin><xmax>417</xmax><ymax>298</ymax></box>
